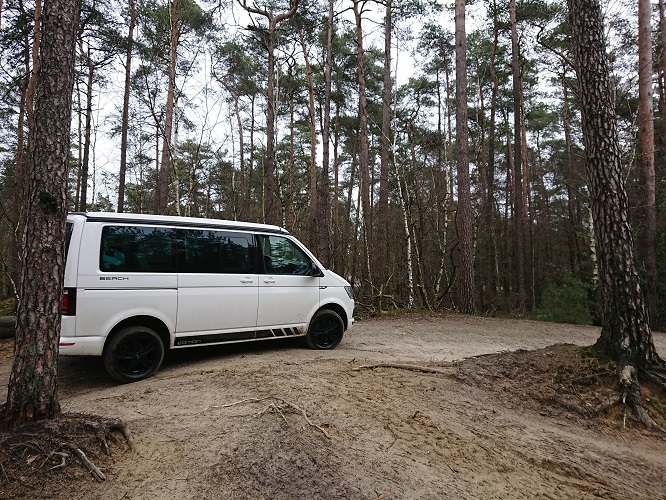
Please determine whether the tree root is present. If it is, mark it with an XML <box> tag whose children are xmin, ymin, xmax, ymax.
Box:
<box><xmin>63</xmin><ymin>443</ymin><xmax>106</xmax><ymax>482</ymax></box>
<box><xmin>0</xmin><ymin>413</ymin><xmax>135</xmax><ymax>483</ymax></box>
<box><xmin>352</xmin><ymin>362</ymin><xmax>456</xmax><ymax>375</ymax></box>
<box><xmin>203</xmin><ymin>396</ymin><xmax>331</xmax><ymax>439</ymax></box>
<box><xmin>620</xmin><ymin>364</ymin><xmax>666</xmax><ymax>433</ymax></box>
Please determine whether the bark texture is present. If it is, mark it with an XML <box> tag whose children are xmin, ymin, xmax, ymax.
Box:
<box><xmin>455</xmin><ymin>0</ymin><xmax>475</xmax><ymax>314</ymax></box>
<box><xmin>637</xmin><ymin>0</ymin><xmax>658</xmax><ymax>328</ymax></box>
<box><xmin>566</xmin><ymin>0</ymin><xmax>661</xmax><ymax>371</ymax></box>
<box><xmin>5</xmin><ymin>0</ymin><xmax>82</xmax><ymax>427</ymax></box>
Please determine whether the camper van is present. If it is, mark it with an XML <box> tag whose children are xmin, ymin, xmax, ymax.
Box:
<box><xmin>60</xmin><ymin>212</ymin><xmax>354</xmax><ymax>382</ymax></box>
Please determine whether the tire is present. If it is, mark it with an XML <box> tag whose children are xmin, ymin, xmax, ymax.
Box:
<box><xmin>103</xmin><ymin>326</ymin><xmax>165</xmax><ymax>383</ymax></box>
<box><xmin>305</xmin><ymin>309</ymin><xmax>344</xmax><ymax>350</ymax></box>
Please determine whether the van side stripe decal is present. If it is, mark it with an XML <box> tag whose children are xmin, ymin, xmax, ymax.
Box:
<box><xmin>174</xmin><ymin>329</ymin><xmax>306</xmax><ymax>346</ymax></box>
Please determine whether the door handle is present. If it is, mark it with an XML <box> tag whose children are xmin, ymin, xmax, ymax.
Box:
<box><xmin>240</xmin><ymin>277</ymin><xmax>254</xmax><ymax>284</ymax></box>
<box><xmin>263</xmin><ymin>278</ymin><xmax>276</xmax><ymax>284</ymax></box>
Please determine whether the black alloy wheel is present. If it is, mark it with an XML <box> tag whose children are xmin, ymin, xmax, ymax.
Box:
<box><xmin>305</xmin><ymin>309</ymin><xmax>344</xmax><ymax>350</ymax></box>
<box><xmin>103</xmin><ymin>326</ymin><xmax>165</xmax><ymax>382</ymax></box>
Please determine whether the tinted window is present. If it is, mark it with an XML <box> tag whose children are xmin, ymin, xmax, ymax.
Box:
<box><xmin>260</xmin><ymin>235</ymin><xmax>312</xmax><ymax>276</ymax></box>
<box><xmin>180</xmin><ymin>229</ymin><xmax>255</xmax><ymax>274</ymax></box>
<box><xmin>100</xmin><ymin>226</ymin><xmax>175</xmax><ymax>272</ymax></box>
<box><xmin>65</xmin><ymin>222</ymin><xmax>73</xmax><ymax>258</ymax></box>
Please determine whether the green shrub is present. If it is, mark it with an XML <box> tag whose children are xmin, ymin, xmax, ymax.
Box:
<box><xmin>529</xmin><ymin>275</ymin><xmax>592</xmax><ymax>325</ymax></box>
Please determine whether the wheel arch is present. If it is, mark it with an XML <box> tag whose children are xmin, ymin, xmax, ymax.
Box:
<box><xmin>105</xmin><ymin>315</ymin><xmax>171</xmax><ymax>352</ymax></box>
<box><xmin>317</xmin><ymin>303</ymin><xmax>349</xmax><ymax>330</ymax></box>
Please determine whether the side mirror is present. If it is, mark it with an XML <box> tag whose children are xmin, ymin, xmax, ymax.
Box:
<box><xmin>310</xmin><ymin>263</ymin><xmax>325</xmax><ymax>277</ymax></box>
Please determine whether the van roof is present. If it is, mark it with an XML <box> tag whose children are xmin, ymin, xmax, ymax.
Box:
<box><xmin>69</xmin><ymin>212</ymin><xmax>290</xmax><ymax>235</ymax></box>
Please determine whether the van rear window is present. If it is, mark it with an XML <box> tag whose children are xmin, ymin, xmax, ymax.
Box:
<box><xmin>100</xmin><ymin>226</ymin><xmax>175</xmax><ymax>272</ymax></box>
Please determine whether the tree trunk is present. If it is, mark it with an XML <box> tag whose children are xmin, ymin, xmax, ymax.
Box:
<box><xmin>4</xmin><ymin>0</ymin><xmax>81</xmax><ymax>427</ymax></box>
<box><xmin>298</xmin><ymin>28</ymin><xmax>319</xmax><ymax>250</ymax></box>
<box><xmin>118</xmin><ymin>0</ymin><xmax>136</xmax><ymax>213</ymax></box>
<box><xmin>455</xmin><ymin>0</ymin><xmax>475</xmax><ymax>314</ymax></box>
<box><xmin>157</xmin><ymin>0</ymin><xmax>179</xmax><ymax>215</ymax></box>
<box><xmin>353</xmin><ymin>0</ymin><xmax>372</xmax><ymax>291</ymax></box>
<box><xmin>562</xmin><ymin>65</ymin><xmax>581</xmax><ymax>276</ymax></box>
<box><xmin>566</xmin><ymin>0</ymin><xmax>662</xmax><ymax>376</ymax></box>
<box><xmin>377</xmin><ymin>0</ymin><xmax>391</xmax><ymax>294</ymax></box>
<box><xmin>487</xmin><ymin>0</ymin><xmax>500</xmax><ymax>299</ymax></box>
<box><xmin>236</xmin><ymin>0</ymin><xmax>298</xmax><ymax>226</ymax></box>
<box><xmin>286</xmin><ymin>65</ymin><xmax>295</xmax><ymax>231</ymax></box>
<box><xmin>510</xmin><ymin>0</ymin><xmax>526</xmax><ymax>311</ymax></box>
<box><xmin>637</xmin><ymin>0</ymin><xmax>658</xmax><ymax>328</ymax></box>
<box><xmin>519</xmin><ymin>71</ymin><xmax>533</xmax><ymax>310</ymax></box>
<box><xmin>319</xmin><ymin>0</ymin><xmax>334</xmax><ymax>267</ymax></box>
<box><xmin>77</xmin><ymin>41</ymin><xmax>93</xmax><ymax>212</ymax></box>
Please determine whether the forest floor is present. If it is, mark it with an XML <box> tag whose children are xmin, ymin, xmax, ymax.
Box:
<box><xmin>0</xmin><ymin>313</ymin><xmax>666</xmax><ymax>499</ymax></box>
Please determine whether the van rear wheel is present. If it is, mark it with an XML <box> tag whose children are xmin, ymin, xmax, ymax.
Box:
<box><xmin>103</xmin><ymin>326</ymin><xmax>164</xmax><ymax>383</ymax></box>
<box><xmin>305</xmin><ymin>309</ymin><xmax>344</xmax><ymax>349</ymax></box>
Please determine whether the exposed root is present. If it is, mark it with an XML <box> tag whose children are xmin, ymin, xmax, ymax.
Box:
<box><xmin>63</xmin><ymin>443</ymin><xmax>106</xmax><ymax>482</ymax></box>
<box><xmin>204</xmin><ymin>397</ymin><xmax>331</xmax><ymax>439</ymax></box>
<box><xmin>620</xmin><ymin>364</ymin><xmax>666</xmax><ymax>433</ymax></box>
<box><xmin>0</xmin><ymin>413</ymin><xmax>135</xmax><ymax>485</ymax></box>
<box><xmin>352</xmin><ymin>363</ymin><xmax>455</xmax><ymax>375</ymax></box>
<box><xmin>48</xmin><ymin>451</ymin><xmax>69</xmax><ymax>471</ymax></box>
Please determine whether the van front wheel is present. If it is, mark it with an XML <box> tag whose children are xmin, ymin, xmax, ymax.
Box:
<box><xmin>103</xmin><ymin>326</ymin><xmax>165</xmax><ymax>383</ymax></box>
<box><xmin>305</xmin><ymin>309</ymin><xmax>344</xmax><ymax>349</ymax></box>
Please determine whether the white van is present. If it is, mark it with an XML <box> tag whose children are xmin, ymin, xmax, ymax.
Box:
<box><xmin>60</xmin><ymin>212</ymin><xmax>354</xmax><ymax>382</ymax></box>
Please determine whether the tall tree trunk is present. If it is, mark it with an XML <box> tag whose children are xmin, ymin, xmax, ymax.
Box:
<box><xmin>510</xmin><ymin>0</ymin><xmax>526</xmax><ymax>311</ymax></box>
<box><xmin>5</xmin><ymin>0</ymin><xmax>82</xmax><ymax>427</ymax></box>
<box><xmin>660</xmin><ymin>0</ymin><xmax>666</xmax><ymax>152</ymax></box>
<box><xmin>77</xmin><ymin>41</ymin><xmax>94</xmax><ymax>212</ymax></box>
<box><xmin>319</xmin><ymin>0</ymin><xmax>335</xmax><ymax>267</ymax></box>
<box><xmin>298</xmin><ymin>28</ymin><xmax>319</xmax><ymax>250</ymax></box>
<box><xmin>14</xmin><ymin>0</ymin><xmax>42</xmax><ymax>225</ymax></box>
<box><xmin>566</xmin><ymin>0</ymin><xmax>663</xmax><ymax>419</ymax></box>
<box><xmin>562</xmin><ymin>65</ymin><xmax>581</xmax><ymax>276</ymax></box>
<box><xmin>455</xmin><ymin>0</ymin><xmax>475</xmax><ymax>314</ymax></box>
<box><xmin>118</xmin><ymin>0</ymin><xmax>136</xmax><ymax>213</ymax></box>
<box><xmin>377</xmin><ymin>0</ymin><xmax>391</xmax><ymax>295</ymax></box>
<box><xmin>519</xmin><ymin>71</ymin><xmax>533</xmax><ymax>310</ymax></box>
<box><xmin>487</xmin><ymin>0</ymin><xmax>500</xmax><ymax>298</ymax></box>
<box><xmin>637</xmin><ymin>0</ymin><xmax>658</xmax><ymax>328</ymax></box>
<box><xmin>287</xmin><ymin>65</ymin><xmax>295</xmax><ymax>231</ymax></box>
<box><xmin>157</xmin><ymin>0</ymin><xmax>180</xmax><ymax>215</ymax></box>
<box><xmin>237</xmin><ymin>0</ymin><xmax>299</xmax><ymax>226</ymax></box>
<box><xmin>353</xmin><ymin>0</ymin><xmax>372</xmax><ymax>291</ymax></box>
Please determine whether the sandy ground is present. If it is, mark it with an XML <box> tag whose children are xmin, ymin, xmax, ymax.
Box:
<box><xmin>1</xmin><ymin>314</ymin><xmax>666</xmax><ymax>499</ymax></box>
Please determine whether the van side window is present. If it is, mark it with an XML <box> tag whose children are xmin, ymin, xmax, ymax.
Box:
<box><xmin>259</xmin><ymin>235</ymin><xmax>312</xmax><ymax>276</ymax></box>
<box><xmin>100</xmin><ymin>226</ymin><xmax>175</xmax><ymax>272</ymax></box>
<box><xmin>65</xmin><ymin>222</ymin><xmax>73</xmax><ymax>258</ymax></box>
<box><xmin>180</xmin><ymin>229</ymin><xmax>255</xmax><ymax>274</ymax></box>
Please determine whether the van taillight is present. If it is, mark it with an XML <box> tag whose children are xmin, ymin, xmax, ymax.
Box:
<box><xmin>62</xmin><ymin>288</ymin><xmax>76</xmax><ymax>316</ymax></box>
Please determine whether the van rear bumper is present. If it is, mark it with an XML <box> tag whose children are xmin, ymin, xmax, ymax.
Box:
<box><xmin>59</xmin><ymin>336</ymin><xmax>105</xmax><ymax>356</ymax></box>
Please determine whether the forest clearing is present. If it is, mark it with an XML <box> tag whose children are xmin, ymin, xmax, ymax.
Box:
<box><xmin>1</xmin><ymin>314</ymin><xmax>665</xmax><ymax>499</ymax></box>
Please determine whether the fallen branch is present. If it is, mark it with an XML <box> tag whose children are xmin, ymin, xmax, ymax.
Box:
<box><xmin>352</xmin><ymin>363</ymin><xmax>455</xmax><ymax>375</ymax></box>
<box><xmin>63</xmin><ymin>443</ymin><xmax>106</xmax><ymax>482</ymax></box>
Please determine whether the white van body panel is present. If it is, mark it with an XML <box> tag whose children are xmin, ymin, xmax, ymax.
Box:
<box><xmin>257</xmin><ymin>274</ymin><xmax>320</xmax><ymax>330</ymax></box>
<box><xmin>176</xmin><ymin>272</ymin><xmax>258</xmax><ymax>334</ymax></box>
<box><xmin>59</xmin><ymin>335</ymin><xmax>106</xmax><ymax>356</ymax></box>
<box><xmin>76</xmin><ymin>288</ymin><xmax>177</xmax><ymax>340</ymax></box>
<box><xmin>60</xmin><ymin>212</ymin><xmax>354</xmax><ymax>380</ymax></box>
